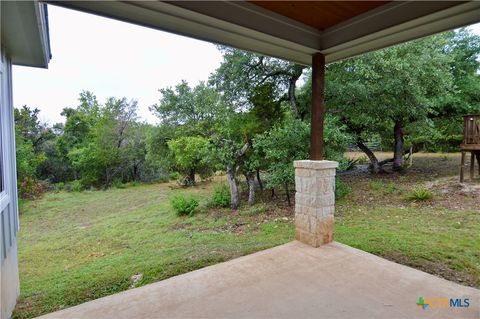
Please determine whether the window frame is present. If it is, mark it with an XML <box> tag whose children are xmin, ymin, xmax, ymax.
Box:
<box><xmin>0</xmin><ymin>52</ymin><xmax>7</xmax><ymax>210</ymax></box>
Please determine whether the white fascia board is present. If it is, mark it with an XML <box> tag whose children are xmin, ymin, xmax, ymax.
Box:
<box><xmin>34</xmin><ymin>2</ymin><xmax>52</xmax><ymax>67</ymax></box>
<box><xmin>321</xmin><ymin>1</ymin><xmax>480</xmax><ymax>63</ymax></box>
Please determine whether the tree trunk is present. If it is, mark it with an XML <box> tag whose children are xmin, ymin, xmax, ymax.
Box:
<box><xmin>188</xmin><ymin>169</ymin><xmax>195</xmax><ymax>184</ymax></box>
<box><xmin>227</xmin><ymin>166</ymin><xmax>240</xmax><ymax>209</ymax></box>
<box><xmin>284</xmin><ymin>182</ymin><xmax>291</xmax><ymax>206</ymax></box>
<box><xmin>356</xmin><ymin>140</ymin><xmax>381</xmax><ymax>173</ymax></box>
<box><xmin>246</xmin><ymin>172</ymin><xmax>255</xmax><ymax>205</ymax></box>
<box><xmin>105</xmin><ymin>168</ymin><xmax>111</xmax><ymax>190</ymax></box>
<box><xmin>256</xmin><ymin>169</ymin><xmax>263</xmax><ymax>192</ymax></box>
<box><xmin>393</xmin><ymin>121</ymin><xmax>404</xmax><ymax>171</ymax></box>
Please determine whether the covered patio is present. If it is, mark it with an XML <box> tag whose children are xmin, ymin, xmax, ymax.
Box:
<box><xmin>39</xmin><ymin>241</ymin><xmax>478</xmax><ymax>319</ymax></box>
<box><xmin>2</xmin><ymin>1</ymin><xmax>480</xmax><ymax>318</ymax></box>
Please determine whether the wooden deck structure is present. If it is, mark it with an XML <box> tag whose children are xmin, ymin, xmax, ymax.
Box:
<box><xmin>460</xmin><ymin>114</ymin><xmax>480</xmax><ymax>182</ymax></box>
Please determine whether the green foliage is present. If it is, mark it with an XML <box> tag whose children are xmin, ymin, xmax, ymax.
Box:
<box><xmin>169</xmin><ymin>172</ymin><xmax>181</xmax><ymax>180</ymax></box>
<box><xmin>68</xmin><ymin>180</ymin><xmax>83</xmax><ymax>192</ymax></box>
<box><xmin>151</xmin><ymin>81</ymin><xmax>229</xmax><ymax>135</ymax></box>
<box><xmin>112</xmin><ymin>180</ymin><xmax>127</xmax><ymax>189</ymax></box>
<box><xmin>210</xmin><ymin>184</ymin><xmax>231</xmax><ymax>208</ymax></box>
<box><xmin>168</xmin><ymin>136</ymin><xmax>213</xmax><ymax>184</ymax></box>
<box><xmin>170</xmin><ymin>194</ymin><xmax>199</xmax><ymax>216</ymax></box>
<box><xmin>253</xmin><ymin>119</ymin><xmax>310</xmax><ymax>190</ymax></box>
<box><xmin>406</xmin><ymin>186</ymin><xmax>434</xmax><ymax>201</ymax></box>
<box><xmin>254</xmin><ymin>116</ymin><xmax>350</xmax><ymax>190</ymax></box>
<box><xmin>369</xmin><ymin>181</ymin><xmax>399</xmax><ymax>194</ymax></box>
<box><xmin>53</xmin><ymin>182</ymin><xmax>65</xmax><ymax>191</ymax></box>
<box><xmin>335</xmin><ymin>179</ymin><xmax>351</xmax><ymax>200</ymax></box>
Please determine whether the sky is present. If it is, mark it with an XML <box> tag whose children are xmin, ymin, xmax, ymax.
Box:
<box><xmin>12</xmin><ymin>5</ymin><xmax>222</xmax><ymax>125</ymax></box>
<box><xmin>12</xmin><ymin>5</ymin><xmax>480</xmax><ymax>125</ymax></box>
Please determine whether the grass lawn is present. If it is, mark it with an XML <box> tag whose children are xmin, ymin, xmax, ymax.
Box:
<box><xmin>13</xmin><ymin>153</ymin><xmax>480</xmax><ymax>318</ymax></box>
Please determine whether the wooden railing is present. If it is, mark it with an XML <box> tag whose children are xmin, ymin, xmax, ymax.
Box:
<box><xmin>462</xmin><ymin>114</ymin><xmax>480</xmax><ymax>146</ymax></box>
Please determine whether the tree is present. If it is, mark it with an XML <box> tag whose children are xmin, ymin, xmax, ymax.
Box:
<box><xmin>254</xmin><ymin>119</ymin><xmax>309</xmax><ymax>205</ymax></box>
<box><xmin>150</xmin><ymin>81</ymin><xmax>228</xmax><ymax>136</ymax></box>
<box><xmin>326</xmin><ymin>33</ymin><xmax>454</xmax><ymax>171</ymax></box>
<box><xmin>253</xmin><ymin>115</ymin><xmax>350</xmax><ymax>205</ymax></box>
<box><xmin>167</xmin><ymin>136</ymin><xmax>212</xmax><ymax>185</ymax></box>
<box><xmin>210</xmin><ymin>47</ymin><xmax>307</xmax><ymax>119</ymax></box>
<box><xmin>68</xmin><ymin>96</ymin><xmax>139</xmax><ymax>188</ymax></box>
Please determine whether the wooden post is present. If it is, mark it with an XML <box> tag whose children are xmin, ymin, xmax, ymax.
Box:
<box><xmin>470</xmin><ymin>151</ymin><xmax>475</xmax><ymax>180</ymax></box>
<box><xmin>310</xmin><ymin>53</ymin><xmax>325</xmax><ymax>160</ymax></box>
<box><xmin>460</xmin><ymin>151</ymin><xmax>465</xmax><ymax>182</ymax></box>
<box><xmin>477</xmin><ymin>151</ymin><xmax>480</xmax><ymax>176</ymax></box>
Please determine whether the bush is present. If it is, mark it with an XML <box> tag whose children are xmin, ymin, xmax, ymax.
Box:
<box><xmin>211</xmin><ymin>184</ymin><xmax>231</xmax><ymax>208</ymax></box>
<box><xmin>18</xmin><ymin>177</ymin><xmax>47</xmax><ymax>199</ymax></box>
<box><xmin>69</xmin><ymin>180</ymin><xmax>83</xmax><ymax>192</ymax></box>
<box><xmin>335</xmin><ymin>179</ymin><xmax>351</xmax><ymax>200</ymax></box>
<box><xmin>406</xmin><ymin>186</ymin><xmax>434</xmax><ymax>201</ymax></box>
<box><xmin>53</xmin><ymin>182</ymin><xmax>65</xmax><ymax>191</ymax></box>
<box><xmin>170</xmin><ymin>194</ymin><xmax>199</xmax><ymax>216</ymax></box>
<box><xmin>169</xmin><ymin>172</ymin><xmax>181</xmax><ymax>181</ymax></box>
<box><xmin>112</xmin><ymin>180</ymin><xmax>127</xmax><ymax>189</ymax></box>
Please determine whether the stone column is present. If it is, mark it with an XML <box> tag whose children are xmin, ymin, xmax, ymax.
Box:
<box><xmin>294</xmin><ymin>160</ymin><xmax>338</xmax><ymax>247</ymax></box>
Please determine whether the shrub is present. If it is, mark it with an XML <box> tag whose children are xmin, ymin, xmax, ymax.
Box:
<box><xmin>18</xmin><ymin>177</ymin><xmax>47</xmax><ymax>199</ymax></box>
<box><xmin>169</xmin><ymin>172</ymin><xmax>181</xmax><ymax>180</ymax></box>
<box><xmin>69</xmin><ymin>180</ymin><xmax>83</xmax><ymax>192</ymax></box>
<box><xmin>53</xmin><ymin>182</ymin><xmax>65</xmax><ymax>191</ymax></box>
<box><xmin>406</xmin><ymin>186</ymin><xmax>434</xmax><ymax>201</ymax></box>
<box><xmin>170</xmin><ymin>194</ymin><xmax>199</xmax><ymax>216</ymax></box>
<box><xmin>356</xmin><ymin>156</ymin><xmax>369</xmax><ymax>165</ymax></box>
<box><xmin>211</xmin><ymin>184</ymin><xmax>231</xmax><ymax>208</ymax></box>
<box><xmin>112</xmin><ymin>180</ymin><xmax>127</xmax><ymax>189</ymax></box>
<box><xmin>339</xmin><ymin>157</ymin><xmax>359</xmax><ymax>171</ymax></box>
<box><xmin>335</xmin><ymin>179</ymin><xmax>351</xmax><ymax>200</ymax></box>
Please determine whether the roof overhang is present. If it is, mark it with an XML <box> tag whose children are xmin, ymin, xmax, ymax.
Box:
<box><xmin>50</xmin><ymin>1</ymin><xmax>480</xmax><ymax>65</ymax></box>
<box><xmin>1</xmin><ymin>1</ymin><xmax>51</xmax><ymax>68</ymax></box>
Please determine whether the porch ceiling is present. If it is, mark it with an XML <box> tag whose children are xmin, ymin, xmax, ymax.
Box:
<box><xmin>50</xmin><ymin>1</ymin><xmax>480</xmax><ymax>65</ymax></box>
<box><xmin>250</xmin><ymin>1</ymin><xmax>391</xmax><ymax>31</ymax></box>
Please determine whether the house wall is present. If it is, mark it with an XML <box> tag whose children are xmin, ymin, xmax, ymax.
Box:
<box><xmin>0</xmin><ymin>45</ymin><xmax>20</xmax><ymax>319</ymax></box>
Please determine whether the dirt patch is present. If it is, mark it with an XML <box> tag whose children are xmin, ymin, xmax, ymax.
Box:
<box><xmin>382</xmin><ymin>251</ymin><xmax>478</xmax><ymax>287</ymax></box>
<box><xmin>427</xmin><ymin>177</ymin><xmax>480</xmax><ymax>211</ymax></box>
<box><xmin>340</xmin><ymin>153</ymin><xmax>480</xmax><ymax>212</ymax></box>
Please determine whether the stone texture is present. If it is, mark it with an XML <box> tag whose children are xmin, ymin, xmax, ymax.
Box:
<box><xmin>294</xmin><ymin>160</ymin><xmax>337</xmax><ymax>247</ymax></box>
<box><xmin>294</xmin><ymin>160</ymin><xmax>339</xmax><ymax>170</ymax></box>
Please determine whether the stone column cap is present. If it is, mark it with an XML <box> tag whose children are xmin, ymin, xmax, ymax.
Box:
<box><xmin>294</xmin><ymin>160</ymin><xmax>339</xmax><ymax>170</ymax></box>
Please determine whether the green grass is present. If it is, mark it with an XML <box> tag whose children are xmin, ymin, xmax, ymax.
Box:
<box><xmin>335</xmin><ymin>206</ymin><xmax>480</xmax><ymax>286</ymax></box>
<box><xmin>14</xmin><ymin>182</ymin><xmax>293</xmax><ymax>318</ymax></box>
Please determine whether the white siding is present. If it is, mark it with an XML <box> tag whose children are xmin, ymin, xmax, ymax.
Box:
<box><xmin>0</xmin><ymin>45</ymin><xmax>20</xmax><ymax>319</ymax></box>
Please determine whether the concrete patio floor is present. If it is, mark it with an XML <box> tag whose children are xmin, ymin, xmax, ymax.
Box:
<box><xmin>39</xmin><ymin>241</ymin><xmax>479</xmax><ymax>319</ymax></box>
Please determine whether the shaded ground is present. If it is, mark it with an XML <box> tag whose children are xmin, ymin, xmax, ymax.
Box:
<box><xmin>13</xmin><ymin>152</ymin><xmax>480</xmax><ymax>318</ymax></box>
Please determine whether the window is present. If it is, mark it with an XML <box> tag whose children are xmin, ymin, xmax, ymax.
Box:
<box><xmin>0</xmin><ymin>115</ymin><xmax>3</xmax><ymax>193</ymax></box>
